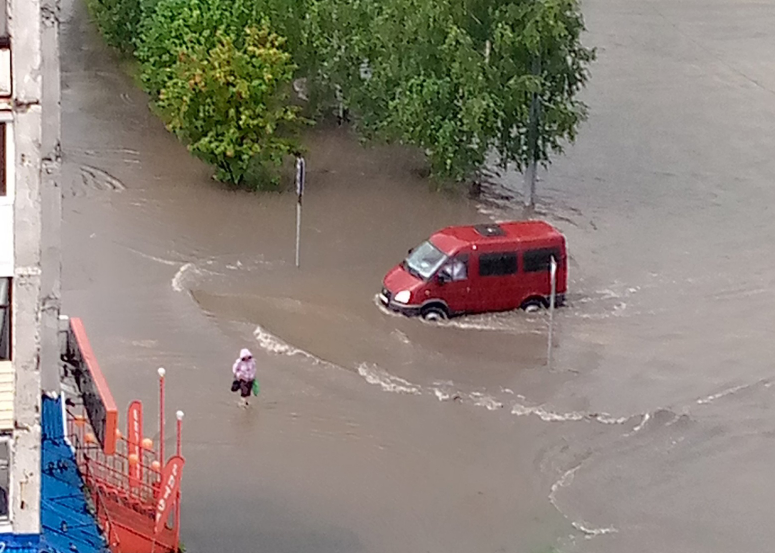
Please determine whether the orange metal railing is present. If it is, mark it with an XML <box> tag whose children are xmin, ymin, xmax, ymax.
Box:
<box><xmin>62</xmin><ymin>316</ymin><xmax>183</xmax><ymax>553</ymax></box>
<box><xmin>67</xmin><ymin>407</ymin><xmax>179</xmax><ymax>553</ymax></box>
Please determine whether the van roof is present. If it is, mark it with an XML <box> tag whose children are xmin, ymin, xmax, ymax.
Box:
<box><xmin>431</xmin><ymin>221</ymin><xmax>563</xmax><ymax>253</ymax></box>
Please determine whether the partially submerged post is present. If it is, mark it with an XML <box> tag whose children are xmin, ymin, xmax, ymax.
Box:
<box><xmin>547</xmin><ymin>256</ymin><xmax>557</xmax><ymax>367</ymax></box>
<box><xmin>295</xmin><ymin>155</ymin><xmax>306</xmax><ymax>268</ymax></box>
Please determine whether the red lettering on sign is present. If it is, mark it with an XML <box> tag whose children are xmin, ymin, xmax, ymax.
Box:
<box><xmin>154</xmin><ymin>456</ymin><xmax>185</xmax><ymax>536</ymax></box>
<box><xmin>127</xmin><ymin>401</ymin><xmax>143</xmax><ymax>488</ymax></box>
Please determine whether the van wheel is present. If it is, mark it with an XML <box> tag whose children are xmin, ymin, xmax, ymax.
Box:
<box><xmin>522</xmin><ymin>298</ymin><xmax>547</xmax><ymax>312</ymax></box>
<box><xmin>421</xmin><ymin>306</ymin><xmax>448</xmax><ymax>322</ymax></box>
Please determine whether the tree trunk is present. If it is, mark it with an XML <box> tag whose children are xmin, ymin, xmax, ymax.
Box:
<box><xmin>523</xmin><ymin>55</ymin><xmax>541</xmax><ymax>209</ymax></box>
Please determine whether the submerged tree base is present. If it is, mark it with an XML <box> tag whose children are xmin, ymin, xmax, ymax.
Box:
<box><xmin>88</xmin><ymin>0</ymin><xmax>594</xmax><ymax>199</ymax></box>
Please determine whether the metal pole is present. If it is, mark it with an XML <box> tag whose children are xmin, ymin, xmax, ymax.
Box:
<box><xmin>157</xmin><ymin>367</ymin><xmax>165</xmax><ymax>465</ymax></box>
<box><xmin>175</xmin><ymin>410</ymin><xmax>184</xmax><ymax>548</ymax></box>
<box><xmin>175</xmin><ymin>410</ymin><xmax>183</xmax><ymax>457</ymax></box>
<box><xmin>294</xmin><ymin>155</ymin><xmax>305</xmax><ymax>268</ymax></box>
<box><xmin>547</xmin><ymin>257</ymin><xmax>557</xmax><ymax>367</ymax></box>
<box><xmin>523</xmin><ymin>55</ymin><xmax>541</xmax><ymax>209</ymax></box>
<box><xmin>295</xmin><ymin>201</ymin><xmax>301</xmax><ymax>268</ymax></box>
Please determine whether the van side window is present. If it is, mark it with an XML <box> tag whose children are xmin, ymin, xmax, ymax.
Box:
<box><xmin>449</xmin><ymin>255</ymin><xmax>468</xmax><ymax>281</ymax></box>
<box><xmin>479</xmin><ymin>253</ymin><xmax>518</xmax><ymax>277</ymax></box>
<box><xmin>440</xmin><ymin>256</ymin><xmax>468</xmax><ymax>281</ymax></box>
<box><xmin>523</xmin><ymin>248</ymin><xmax>561</xmax><ymax>273</ymax></box>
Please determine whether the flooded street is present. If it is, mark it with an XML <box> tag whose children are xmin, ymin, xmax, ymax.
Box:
<box><xmin>60</xmin><ymin>0</ymin><xmax>775</xmax><ymax>551</ymax></box>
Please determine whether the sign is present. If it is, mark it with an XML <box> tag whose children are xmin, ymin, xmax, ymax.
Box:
<box><xmin>154</xmin><ymin>455</ymin><xmax>185</xmax><ymax>536</ymax></box>
<box><xmin>66</xmin><ymin>318</ymin><xmax>118</xmax><ymax>455</ymax></box>
<box><xmin>295</xmin><ymin>156</ymin><xmax>306</xmax><ymax>200</ymax></box>
<box><xmin>127</xmin><ymin>400</ymin><xmax>143</xmax><ymax>488</ymax></box>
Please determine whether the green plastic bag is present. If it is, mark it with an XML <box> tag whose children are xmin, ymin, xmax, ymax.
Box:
<box><xmin>252</xmin><ymin>379</ymin><xmax>260</xmax><ymax>396</ymax></box>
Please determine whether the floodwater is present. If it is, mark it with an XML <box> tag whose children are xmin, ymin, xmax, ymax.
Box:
<box><xmin>60</xmin><ymin>0</ymin><xmax>775</xmax><ymax>551</ymax></box>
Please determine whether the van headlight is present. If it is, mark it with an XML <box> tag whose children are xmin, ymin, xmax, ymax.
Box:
<box><xmin>394</xmin><ymin>290</ymin><xmax>411</xmax><ymax>304</ymax></box>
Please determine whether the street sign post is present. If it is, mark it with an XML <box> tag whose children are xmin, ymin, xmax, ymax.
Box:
<box><xmin>547</xmin><ymin>256</ymin><xmax>557</xmax><ymax>368</ymax></box>
<box><xmin>295</xmin><ymin>155</ymin><xmax>305</xmax><ymax>268</ymax></box>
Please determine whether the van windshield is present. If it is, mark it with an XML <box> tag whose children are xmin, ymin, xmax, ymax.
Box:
<box><xmin>404</xmin><ymin>241</ymin><xmax>448</xmax><ymax>280</ymax></box>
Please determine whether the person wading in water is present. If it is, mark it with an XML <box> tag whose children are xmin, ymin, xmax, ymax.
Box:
<box><xmin>232</xmin><ymin>348</ymin><xmax>257</xmax><ymax>407</ymax></box>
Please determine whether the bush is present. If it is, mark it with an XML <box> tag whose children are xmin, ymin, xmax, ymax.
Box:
<box><xmin>155</xmin><ymin>24</ymin><xmax>303</xmax><ymax>187</ymax></box>
<box><xmin>86</xmin><ymin>0</ymin><xmax>143</xmax><ymax>53</ymax></box>
<box><xmin>136</xmin><ymin>0</ymin><xmax>260</xmax><ymax>100</ymax></box>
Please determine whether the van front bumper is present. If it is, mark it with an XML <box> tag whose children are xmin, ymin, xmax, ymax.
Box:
<box><xmin>379</xmin><ymin>289</ymin><xmax>421</xmax><ymax>317</ymax></box>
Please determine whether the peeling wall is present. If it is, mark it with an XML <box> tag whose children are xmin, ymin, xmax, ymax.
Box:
<box><xmin>9</xmin><ymin>0</ymin><xmax>46</xmax><ymax>534</ymax></box>
<box><xmin>40</xmin><ymin>0</ymin><xmax>62</xmax><ymax>394</ymax></box>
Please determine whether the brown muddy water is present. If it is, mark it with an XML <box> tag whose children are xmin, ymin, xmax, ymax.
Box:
<box><xmin>60</xmin><ymin>0</ymin><xmax>775</xmax><ymax>551</ymax></box>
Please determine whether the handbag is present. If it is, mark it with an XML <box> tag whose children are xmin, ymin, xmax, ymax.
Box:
<box><xmin>231</xmin><ymin>379</ymin><xmax>240</xmax><ymax>392</ymax></box>
<box><xmin>252</xmin><ymin>379</ymin><xmax>260</xmax><ymax>396</ymax></box>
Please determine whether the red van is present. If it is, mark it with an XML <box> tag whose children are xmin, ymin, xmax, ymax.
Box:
<box><xmin>379</xmin><ymin>221</ymin><xmax>567</xmax><ymax>321</ymax></box>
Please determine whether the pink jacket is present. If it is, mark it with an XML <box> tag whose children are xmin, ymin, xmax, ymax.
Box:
<box><xmin>233</xmin><ymin>348</ymin><xmax>257</xmax><ymax>381</ymax></box>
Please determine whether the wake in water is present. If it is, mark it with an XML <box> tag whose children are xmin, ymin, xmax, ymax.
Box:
<box><xmin>549</xmin><ymin>464</ymin><xmax>619</xmax><ymax>539</ymax></box>
<box><xmin>248</xmin><ymin>320</ymin><xmax>645</xmax><ymax>422</ymax></box>
<box><xmin>247</xmin><ymin>315</ymin><xmax>775</xmax><ymax>547</ymax></box>
<box><xmin>243</xmin><ymin>304</ymin><xmax>775</xmax><ymax>429</ymax></box>
<box><xmin>357</xmin><ymin>363</ymin><xmax>422</xmax><ymax>395</ymax></box>
<box><xmin>253</xmin><ymin>324</ymin><xmax>313</xmax><ymax>359</ymax></box>
<box><xmin>375</xmin><ymin>294</ymin><xmax>548</xmax><ymax>335</ymax></box>
<box><xmin>695</xmin><ymin>377</ymin><xmax>774</xmax><ymax>405</ymax></box>
<box><xmin>172</xmin><ymin>262</ymin><xmax>196</xmax><ymax>292</ymax></box>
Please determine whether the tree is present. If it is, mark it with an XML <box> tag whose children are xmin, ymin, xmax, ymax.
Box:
<box><xmin>155</xmin><ymin>25</ymin><xmax>302</xmax><ymax>186</ymax></box>
<box><xmin>488</xmin><ymin>0</ymin><xmax>595</xmax><ymax>206</ymax></box>
<box><xmin>304</xmin><ymin>0</ymin><xmax>594</xmax><ymax>197</ymax></box>
<box><xmin>96</xmin><ymin>0</ymin><xmax>594</xmax><ymax>198</ymax></box>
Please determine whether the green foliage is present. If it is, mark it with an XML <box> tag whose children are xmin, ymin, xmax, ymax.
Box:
<box><xmin>155</xmin><ymin>25</ymin><xmax>303</xmax><ymax>187</ymax></box>
<box><xmin>489</xmin><ymin>0</ymin><xmax>595</xmax><ymax>171</ymax></box>
<box><xmin>136</xmin><ymin>0</ymin><xmax>261</xmax><ymax>100</ymax></box>
<box><xmin>86</xmin><ymin>0</ymin><xmax>143</xmax><ymax>53</ymax></box>
<box><xmin>133</xmin><ymin>0</ymin><xmax>306</xmax><ymax>188</ymax></box>
<box><xmin>93</xmin><ymin>0</ymin><xmax>593</xmax><ymax>193</ymax></box>
<box><xmin>304</xmin><ymin>0</ymin><xmax>595</xmax><ymax>184</ymax></box>
<box><xmin>249</xmin><ymin>0</ymin><xmax>314</xmax><ymax>73</ymax></box>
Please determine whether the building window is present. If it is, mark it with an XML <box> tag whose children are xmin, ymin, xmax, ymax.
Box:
<box><xmin>0</xmin><ymin>0</ymin><xmax>6</xmax><ymax>42</ymax></box>
<box><xmin>0</xmin><ymin>436</ymin><xmax>8</xmax><ymax>519</ymax></box>
<box><xmin>523</xmin><ymin>248</ymin><xmax>561</xmax><ymax>273</ymax></box>
<box><xmin>479</xmin><ymin>252</ymin><xmax>518</xmax><ymax>277</ymax></box>
<box><xmin>0</xmin><ymin>122</ymin><xmax>5</xmax><ymax>197</ymax></box>
<box><xmin>0</xmin><ymin>36</ymin><xmax>9</xmax><ymax>98</ymax></box>
<box><xmin>0</xmin><ymin>278</ymin><xmax>8</xmax><ymax>360</ymax></box>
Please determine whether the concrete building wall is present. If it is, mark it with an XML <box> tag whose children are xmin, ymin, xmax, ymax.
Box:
<box><xmin>0</xmin><ymin>0</ymin><xmax>61</xmax><ymax>534</ymax></box>
<box><xmin>10</xmin><ymin>0</ymin><xmax>44</xmax><ymax>534</ymax></box>
<box><xmin>40</xmin><ymin>0</ymin><xmax>62</xmax><ymax>394</ymax></box>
